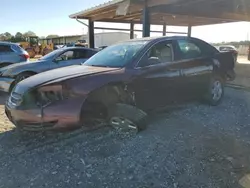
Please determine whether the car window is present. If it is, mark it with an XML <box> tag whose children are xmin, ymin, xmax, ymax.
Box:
<box><xmin>40</xmin><ymin>48</ymin><xmax>64</xmax><ymax>60</ymax></box>
<box><xmin>138</xmin><ymin>41</ymin><xmax>173</xmax><ymax>67</ymax></box>
<box><xmin>148</xmin><ymin>42</ymin><xmax>173</xmax><ymax>62</ymax></box>
<box><xmin>11</xmin><ymin>44</ymin><xmax>24</xmax><ymax>52</ymax></box>
<box><xmin>177</xmin><ymin>40</ymin><xmax>202</xmax><ymax>59</ymax></box>
<box><xmin>58</xmin><ymin>50</ymin><xmax>74</xmax><ymax>60</ymax></box>
<box><xmin>74</xmin><ymin>49</ymin><xmax>88</xmax><ymax>59</ymax></box>
<box><xmin>0</xmin><ymin>45</ymin><xmax>14</xmax><ymax>53</ymax></box>
<box><xmin>87</xmin><ymin>50</ymin><xmax>98</xmax><ymax>58</ymax></box>
<box><xmin>74</xmin><ymin>49</ymin><xmax>97</xmax><ymax>59</ymax></box>
<box><xmin>84</xmin><ymin>41</ymin><xmax>147</xmax><ymax>68</ymax></box>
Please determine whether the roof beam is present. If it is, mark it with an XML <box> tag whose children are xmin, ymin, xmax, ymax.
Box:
<box><xmin>90</xmin><ymin>10</ymin><xmax>116</xmax><ymax>21</ymax></box>
<box><xmin>147</xmin><ymin>0</ymin><xmax>183</xmax><ymax>7</ymax></box>
<box><xmin>150</xmin><ymin>4</ymin><xmax>250</xmax><ymax>21</ymax></box>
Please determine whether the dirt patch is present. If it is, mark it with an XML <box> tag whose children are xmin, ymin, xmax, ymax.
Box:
<box><xmin>0</xmin><ymin>92</ymin><xmax>14</xmax><ymax>133</ymax></box>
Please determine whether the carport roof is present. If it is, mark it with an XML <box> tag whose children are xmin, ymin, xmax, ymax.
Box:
<box><xmin>69</xmin><ymin>0</ymin><xmax>250</xmax><ymax>26</ymax></box>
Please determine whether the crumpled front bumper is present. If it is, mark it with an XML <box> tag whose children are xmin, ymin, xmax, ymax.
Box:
<box><xmin>5</xmin><ymin>97</ymin><xmax>87</xmax><ymax>131</ymax></box>
<box><xmin>0</xmin><ymin>77</ymin><xmax>15</xmax><ymax>92</ymax></box>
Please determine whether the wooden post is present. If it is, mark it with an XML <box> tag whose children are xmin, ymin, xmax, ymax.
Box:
<box><xmin>142</xmin><ymin>1</ymin><xmax>150</xmax><ymax>37</ymax></box>
<box><xmin>130</xmin><ymin>22</ymin><xmax>134</xmax><ymax>39</ymax></box>
<box><xmin>88</xmin><ymin>19</ymin><xmax>95</xmax><ymax>48</ymax></box>
<box><xmin>163</xmin><ymin>23</ymin><xmax>166</xmax><ymax>36</ymax></box>
<box><xmin>188</xmin><ymin>24</ymin><xmax>192</xmax><ymax>37</ymax></box>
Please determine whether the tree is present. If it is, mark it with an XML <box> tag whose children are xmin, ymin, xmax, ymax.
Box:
<box><xmin>46</xmin><ymin>34</ymin><xmax>59</xmax><ymax>39</ymax></box>
<box><xmin>4</xmin><ymin>32</ymin><xmax>12</xmax><ymax>40</ymax></box>
<box><xmin>15</xmin><ymin>32</ymin><xmax>23</xmax><ymax>38</ymax></box>
<box><xmin>0</xmin><ymin>34</ymin><xmax>6</xmax><ymax>41</ymax></box>
<box><xmin>14</xmin><ymin>32</ymin><xmax>25</xmax><ymax>42</ymax></box>
<box><xmin>23</xmin><ymin>31</ymin><xmax>36</xmax><ymax>38</ymax></box>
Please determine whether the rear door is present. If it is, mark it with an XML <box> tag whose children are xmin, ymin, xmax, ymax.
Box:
<box><xmin>173</xmin><ymin>38</ymin><xmax>214</xmax><ymax>100</ymax></box>
<box><xmin>0</xmin><ymin>44</ymin><xmax>17</xmax><ymax>63</ymax></box>
<box><xmin>52</xmin><ymin>49</ymin><xmax>97</xmax><ymax>69</ymax></box>
<box><xmin>132</xmin><ymin>40</ymin><xmax>182</xmax><ymax>110</ymax></box>
<box><xmin>74</xmin><ymin>49</ymin><xmax>97</xmax><ymax>64</ymax></box>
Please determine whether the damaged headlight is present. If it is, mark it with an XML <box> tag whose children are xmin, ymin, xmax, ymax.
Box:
<box><xmin>35</xmin><ymin>84</ymin><xmax>69</xmax><ymax>106</ymax></box>
<box><xmin>8</xmin><ymin>92</ymin><xmax>23</xmax><ymax>107</ymax></box>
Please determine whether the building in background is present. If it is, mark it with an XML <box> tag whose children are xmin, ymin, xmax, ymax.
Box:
<box><xmin>39</xmin><ymin>32</ymin><xmax>137</xmax><ymax>48</ymax></box>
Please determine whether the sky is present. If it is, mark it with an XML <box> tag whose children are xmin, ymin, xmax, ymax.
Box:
<box><xmin>1</xmin><ymin>0</ymin><xmax>250</xmax><ymax>43</ymax></box>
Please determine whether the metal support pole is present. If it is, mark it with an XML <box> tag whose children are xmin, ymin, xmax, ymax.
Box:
<box><xmin>130</xmin><ymin>22</ymin><xmax>134</xmax><ymax>39</ymax></box>
<box><xmin>142</xmin><ymin>2</ymin><xmax>150</xmax><ymax>37</ymax></box>
<box><xmin>163</xmin><ymin>23</ymin><xmax>166</xmax><ymax>36</ymax></box>
<box><xmin>88</xmin><ymin>19</ymin><xmax>95</xmax><ymax>48</ymax></box>
<box><xmin>188</xmin><ymin>24</ymin><xmax>192</xmax><ymax>37</ymax></box>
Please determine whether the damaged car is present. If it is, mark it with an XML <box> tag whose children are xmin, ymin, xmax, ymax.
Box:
<box><xmin>5</xmin><ymin>36</ymin><xmax>236</xmax><ymax>132</ymax></box>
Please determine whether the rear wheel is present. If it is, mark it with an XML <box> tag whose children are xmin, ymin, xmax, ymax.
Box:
<box><xmin>204</xmin><ymin>75</ymin><xmax>224</xmax><ymax>106</ymax></box>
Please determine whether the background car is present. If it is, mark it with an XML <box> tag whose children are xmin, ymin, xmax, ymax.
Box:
<box><xmin>217</xmin><ymin>45</ymin><xmax>238</xmax><ymax>63</ymax></box>
<box><xmin>0</xmin><ymin>41</ymin><xmax>29</xmax><ymax>68</ymax></box>
<box><xmin>5</xmin><ymin>36</ymin><xmax>236</xmax><ymax>132</ymax></box>
<box><xmin>0</xmin><ymin>46</ymin><xmax>98</xmax><ymax>93</ymax></box>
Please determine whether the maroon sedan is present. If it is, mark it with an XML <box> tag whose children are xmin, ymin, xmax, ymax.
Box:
<box><xmin>5</xmin><ymin>36</ymin><xmax>236</xmax><ymax>131</ymax></box>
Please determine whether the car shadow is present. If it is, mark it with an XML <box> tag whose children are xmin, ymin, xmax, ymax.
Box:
<box><xmin>227</xmin><ymin>58</ymin><xmax>250</xmax><ymax>89</ymax></box>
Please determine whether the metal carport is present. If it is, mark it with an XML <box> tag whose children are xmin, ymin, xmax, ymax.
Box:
<box><xmin>69</xmin><ymin>0</ymin><xmax>250</xmax><ymax>48</ymax></box>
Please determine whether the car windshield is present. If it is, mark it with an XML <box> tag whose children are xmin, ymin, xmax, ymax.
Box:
<box><xmin>39</xmin><ymin>49</ymin><xmax>64</xmax><ymax>60</ymax></box>
<box><xmin>84</xmin><ymin>41</ymin><xmax>147</xmax><ymax>68</ymax></box>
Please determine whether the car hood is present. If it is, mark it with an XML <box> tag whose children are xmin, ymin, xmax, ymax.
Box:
<box><xmin>0</xmin><ymin>60</ymin><xmax>46</xmax><ymax>73</ymax></box>
<box><xmin>14</xmin><ymin>65</ymin><xmax>121</xmax><ymax>94</ymax></box>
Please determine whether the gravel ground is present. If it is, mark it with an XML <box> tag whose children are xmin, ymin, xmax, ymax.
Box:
<box><xmin>0</xmin><ymin>87</ymin><xmax>250</xmax><ymax>188</ymax></box>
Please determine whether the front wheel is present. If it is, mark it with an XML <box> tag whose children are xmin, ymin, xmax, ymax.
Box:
<box><xmin>108</xmin><ymin>103</ymin><xmax>148</xmax><ymax>133</ymax></box>
<box><xmin>9</xmin><ymin>73</ymin><xmax>34</xmax><ymax>93</ymax></box>
<box><xmin>204</xmin><ymin>75</ymin><xmax>224</xmax><ymax>106</ymax></box>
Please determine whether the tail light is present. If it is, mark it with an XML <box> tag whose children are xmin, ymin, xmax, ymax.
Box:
<box><xmin>20</xmin><ymin>54</ymin><xmax>30</xmax><ymax>60</ymax></box>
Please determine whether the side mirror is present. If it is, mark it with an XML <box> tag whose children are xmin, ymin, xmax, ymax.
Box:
<box><xmin>147</xmin><ymin>57</ymin><xmax>161</xmax><ymax>66</ymax></box>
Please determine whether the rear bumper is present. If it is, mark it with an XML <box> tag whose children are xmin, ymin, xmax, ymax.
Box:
<box><xmin>5</xmin><ymin>97</ymin><xmax>87</xmax><ymax>131</ymax></box>
<box><xmin>226</xmin><ymin>70</ymin><xmax>236</xmax><ymax>81</ymax></box>
<box><xmin>0</xmin><ymin>77</ymin><xmax>15</xmax><ymax>92</ymax></box>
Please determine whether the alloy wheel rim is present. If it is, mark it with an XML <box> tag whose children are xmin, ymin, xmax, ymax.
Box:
<box><xmin>110</xmin><ymin>116</ymin><xmax>138</xmax><ymax>133</ymax></box>
<box><xmin>211</xmin><ymin>80</ymin><xmax>222</xmax><ymax>101</ymax></box>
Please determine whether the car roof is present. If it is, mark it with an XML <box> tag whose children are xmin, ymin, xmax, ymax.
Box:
<box><xmin>219</xmin><ymin>45</ymin><xmax>236</xmax><ymax>48</ymax></box>
<box><xmin>117</xmin><ymin>36</ymin><xmax>204</xmax><ymax>44</ymax></box>
<box><xmin>0</xmin><ymin>41</ymin><xmax>18</xmax><ymax>46</ymax></box>
<box><xmin>62</xmin><ymin>46</ymin><xmax>98</xmax><ymax>51</ymax></box>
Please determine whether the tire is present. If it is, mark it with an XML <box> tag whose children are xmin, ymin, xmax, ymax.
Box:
<box><xmin>108</xmin><ymin>103</ymin><xmax>148</xmax><ymax>133</ymax></box>
<box><xmin>9</xmin><ymin>72</ymin><xmax>34</xmax><ymax>93</ymax></box>
<box><xmin>204</xmin><ymin>75</ymin><xmax>224</xmax><ymax>106</ymax></box>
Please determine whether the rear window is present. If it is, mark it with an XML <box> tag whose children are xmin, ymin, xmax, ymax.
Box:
<box><xmin>11</xmin><ymin>44</ymin><xmax>24</xmax><ymax>52</ymax></box>
<box><xmin>0</xmin><ymin>45</ymin><xmax>14</xmax><ymax>52</ymax></box>
<box><xmin>219</xmin><ymin>46</ymin><xmax>235</xmax><ymax>51</ymax></box>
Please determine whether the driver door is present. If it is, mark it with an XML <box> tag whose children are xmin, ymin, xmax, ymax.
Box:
<box><xmin>51</xmin><ymin>50</ymin><xmax>76</xmax><ymax>69</ymax></box>
<box><xmin>132</xmin><ymin>40</ymin><xmax>182</xmax><ymax>110</ymax></box>
<box><xmin>51</xmin><ymin>49</ymin><xmax>89</xmax><ymax>69</ymax></box>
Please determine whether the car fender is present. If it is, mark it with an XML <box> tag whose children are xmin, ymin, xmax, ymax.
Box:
<box><xmin>0</xmin><ymin>62</ymin><xmax>15</xmax><ymax>68</ymax></box>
